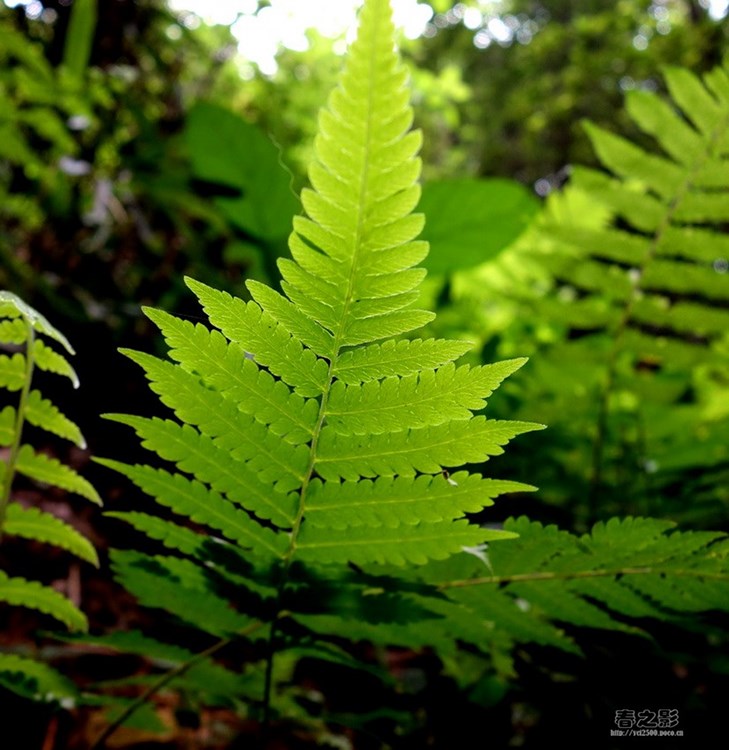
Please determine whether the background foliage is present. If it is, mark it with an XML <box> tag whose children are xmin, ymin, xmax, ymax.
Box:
<box><xmin>0</xmin><ymin>0</ymin><xmax>728</xmax><ymax>748</ymax></box>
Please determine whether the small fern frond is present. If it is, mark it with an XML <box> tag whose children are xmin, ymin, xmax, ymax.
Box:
<box><xmin>4</xmin><ymin>503</ymin><xmax>98</xmax><ymax>565</ymax></box>
<box><xmin>507</xmin><ymin>60</ymin><xmax>729</xmax><ymax>518</ymax></box>
<box><xmin>105</xmin><ymin>415</ymin><xmax>297</xmax><ymax>527</ymax></box>
<box><xmin>315</xmin><ymin>418</ymin><xmax>542</xmax><ymax>481</ymax></box>
<box><xmin>98</xmin><ymin>459</ymin><xmax>287</xmax><ymax>557</ymax></box>
<box><xmin>110</xmin><ymin>550</ymin><xmax>256</xmax><ymax>638</ymax></box>
<box><xmin>0</xmin><ymin>654</ymin><xmax>78</xmax><ymax>705</ymax></box>
<box><xmin>0</xmin><ymin>292</ymin><xmax>74</xmax><ymax>354</ymax></box>
<box><xmin>32</xmin><ymin>339</ymin><xmax>79</xmax><ymax>388</ymax></box>
<box><xmin>0</xmin><ymin>571</ymin><xmax>87</xmax><ymax>631</ymax></box>
<box><xmin>16</xmin><ymin>444</ymin><xmax>100</xmax><ymax>504</ymax></box>
<box><xmin>25</xmin><ymin>390</ymin><xmax>85</xmax><ymax>447</ymax></box>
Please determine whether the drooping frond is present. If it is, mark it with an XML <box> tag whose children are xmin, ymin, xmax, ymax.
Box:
<box><xmin>427</xmin><ymin>517</ymin><xmax>729</xmax><ymax>655</ymax></box>
<box><xmin>295</xmin><ymin>517</ymin><xmax>729</xmax><ymax>659</ymax></box>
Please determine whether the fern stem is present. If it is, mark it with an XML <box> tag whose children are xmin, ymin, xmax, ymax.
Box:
<box><xmin>90</xmin><ymin>618</ymin><xmax>269</xmax><ymax>750</ymax></box>
<box><xmin>440</xmin><ymin>566</ymin><xmax>729</xmax><ymax>589</ymax></box>
<box><xmin>0</xmin><ymin>318</ymin><xmax>34</xmax><ymax>542</ymax></box>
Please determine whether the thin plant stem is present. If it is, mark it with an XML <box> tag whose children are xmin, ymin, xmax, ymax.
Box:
<box><xmin>90</xmin><ymin>619</ymin><xmax>268</xmax><ymax>750</ymax></box>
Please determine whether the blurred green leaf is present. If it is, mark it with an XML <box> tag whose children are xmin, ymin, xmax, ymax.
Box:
<box><xmin>185</xmin><ymin>102</ymin><xmax>298</xmax><ymax>242</ymax></box>
<box><xmin>420</xmin><ymin>178</ymin><xmax>538</xmax><ymax>274</ymax></box>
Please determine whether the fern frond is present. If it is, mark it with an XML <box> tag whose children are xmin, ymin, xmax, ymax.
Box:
<box><xmin>98</xmin><ymin>0</ymin><xmax>541</xmax><ymax>727</ymax></box>
<box><xmin>0</xmin><ymin>291</ymin><xmax>74</xmax><ymax>353</ymax></box>
<box><xmin>428</xmin><ymin>517</ymin><xmax>729</xmax><ymax>653</ymax></box>
<box><xmin>0</xmin><ymin>292</ymin><xmax>97</xmax><ymax>682</ymax></box>
<box><xmin>31</xmin><ymin>339</ymin><xmax>79</xmax><ymax>387</ymax></box>
<box><xmin>504</xmin><ymin>59</ymin><xmax>729</xmax><ymax>519</ymax></box>
<box><xmin>305</xmin><ymin>474</ymin><xmax>535</xmax><ymax>528</ymax></box>
<box><xmin>104</xmin><ymin>415</ymin><xmax>297</xmax><ymax>527</ymax></box>
<box><xmin>0</xmin><ymin>571</ymin><xmax>87</xmax><ymax>631</ymax></box>
<box><xmin>111</xmin><ymin>550</ymin><xmax>255</xmax><ymax>637</ymax></box>
<box><xmin>4</xmin><ymin>503</ymin><xmax>98</xmax><ymax>565</ymax></box>
<box><xmin>326</xmin><ymin>359</ymin><xmax>527</xmax><ymax>435</ymax></box>
<box><xmin>17</xmin><ymin>444</ymin><xmax>100</xmax><ymax>504</ymax></box>
<box><xmin>0</xmin><ymin>654</ymin><xmax>78</xmax><ymax>704</ymax></box>
<box><xmin>98</xmin><ymin>459</ymin><xmax>288</xmax><ymax>557</ymax></box>
<box><xmin>24</xmin><ymin>389</ymin><xmax>85</xmax><ymax>447</ymax></box>
<box><xmin>0</xmin><ymin>352</ymin><xmax>26</xmax><ymax>391</ymax></box>
<box><xmin>143</xmin><ymin>308</ymin><xmax>318</xmax><ymax>445</ymax></box>
<box><xmin>315</xmin><ymin>418</ymin><xmax>543</xmax><ymax>481</ymax></box>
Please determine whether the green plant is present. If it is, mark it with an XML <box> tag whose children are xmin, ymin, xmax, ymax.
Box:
<box><xmin>85</xmin><ymin>1</ymin><xmax>729</xmax><ymax>743</ymax></box>
<box><xmin>0</xmin><ymin>292</ymin><xmax>99</xmax><ymax>704</ymax></box>
<box><xmin>482</xmin><ymin>60</ymin><xmax>729</xmax><ymax>526</ymax></box>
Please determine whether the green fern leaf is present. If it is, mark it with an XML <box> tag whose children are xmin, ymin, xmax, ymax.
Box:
<box><xmin>97</xmin><ymin>0</ymin><xmax>543</xmax><ymax>725</ymax></box>
<box><xmin>31</xmin><ymin>339</ymin><xmax>79</xmax><ymax>387</ymax></box>
<box><xmin>106</xmin><ymin>511</ymin><xmax>209</xmax><ymax>556</ymax></box>
<box><xmin>118</xmin><ymin>350</ymin><xmax>308</xmax><ymax>493</ymax></box>
<box><xmin>104</xmin><ymin>415</ymin><xmax>297</xmax><ymax>527</ymax></box>
<box><xmin>111</xmin><ymin>550</ymin><xmax>254</xmax><ymax>637</ymax></box>
<box><xmin>305</xmin><ymin>473</ymin><xmax>535</xmax><ymax>528</ymax></box>
<box><xmin>297</xmin><ymin>520</ymin><xmax>517</xmax><ymax>566</ymax></box>
<box><xmin>0</xmin><ymin>352</ymin><xmax>26</xmax><ymax>391</ymax></box>
<box><xmin>0</xmin><ymin>571</ymin><xmax>87</xmax><ymax>631</ymax></box>
<box><xmin>24</xmin><ymin>389</ymin><xmax>85</xmax><ymax>448</ymax></box>
<box><xmin>315</xmin><ymin>418</ymin><xmax>543</xmax><ymax>481</ymax></box>
<box><xmin>103</xmin><ymin>0</ymin><xmax>537</xmax><ymax>602</ymax></box>
<box><xmin>0</xmin><ymin>318</ymin><xmax>27</xmax><ymax>345</ymax></box>
<box><xmin>16</xmin><ymin>444</ymin><xmax>101</xmax><ymax>503</ymax></box>
<box><xmin>510</xmin><ymin>58</ymin><xmax>729</xmax><ymax>517</ymax></box>
<box><xmin>4</xmin><ymin>503</ymin><xmax>98</xmax><ymax>565</ymax></box>
<box><xmin>0</xmin><ymin>654</ymin><xmax>78</xmax><ymax>704</ymax></box>
<box><xmin>424</xmin><ymin>517</ymin><xmax>729</xmax><ymax>654</ymax></box>
<box><xmin>143</xmin><ymin>308</ymin><xmax>318</xmax><ymax>445</ymax></box>
<box><xmin>326</xmin><ymin>359</ymin><xmax>527</xmax><ymax>435</ymax></box>
<box><xmin>186</xmin><ymin>279</ymin><xmax>329</xmax><ymax>397</ymax></box>
<box><xmin>98</xmin><ymin>459</ymin><xmax>287</xmax><ymax>556</ymax></box>
<box><xmin>0</xmin><ymin>291</ymin><xmax>74</xmax><ymax>353</ymax></box>
<box><xmin>0</xmin><ymin>405</ymin><xmax>15</xmax><ymax>446</ymax></box>
<box><xmin>332</xmin><ymin>338</ymin><xmax>475</xmax><ymax>384</ymax></box>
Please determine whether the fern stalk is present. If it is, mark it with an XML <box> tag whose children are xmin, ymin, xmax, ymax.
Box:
<box><xmin>90</xmin><ymin>618</ymin><xmax>271</xmax><ymax>750</ymax></box>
